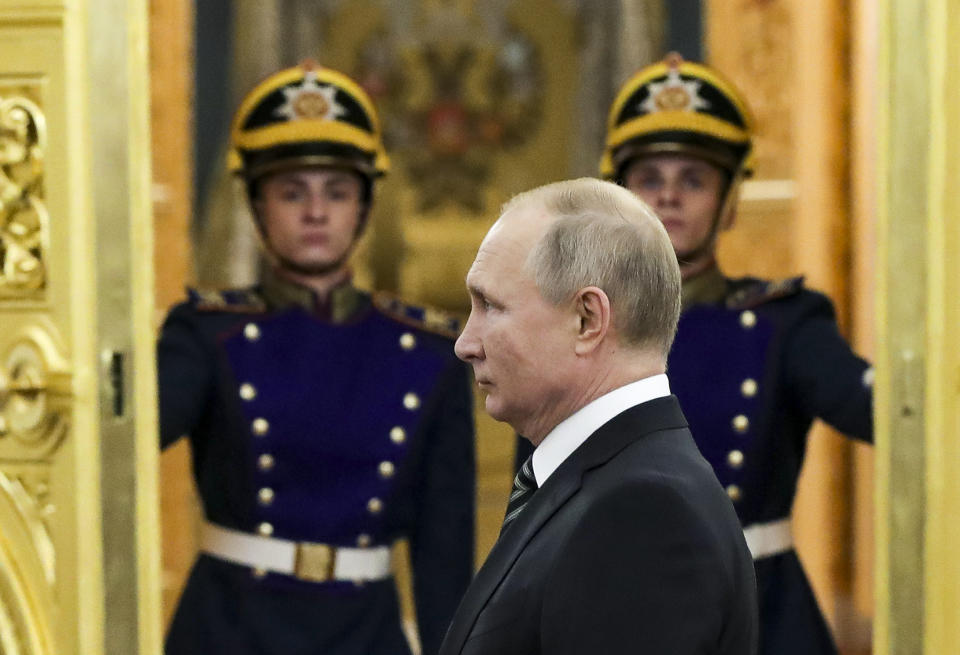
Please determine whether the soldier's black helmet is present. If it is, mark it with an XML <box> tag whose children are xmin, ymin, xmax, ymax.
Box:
<box><xmin>600</xmin><ymin>53</ymin><xmax>754</xmax><ymax>183</ymax></box>
<box><xmin>228</xmin><ymin>61</ymin><xmax>390</xmax><ymax>183</ymax></box>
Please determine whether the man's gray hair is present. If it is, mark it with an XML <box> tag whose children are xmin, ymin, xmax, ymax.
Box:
<box><xmin>505</xmin><ymin>177</ymin><xmax>681</xmax><ymax>357</ymax></box>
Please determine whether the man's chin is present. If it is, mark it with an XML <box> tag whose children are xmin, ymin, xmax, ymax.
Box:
<box><xmin>484</xmin><ymin>396</ymin><xmax>509</xmax><ymax>423</ymax></box>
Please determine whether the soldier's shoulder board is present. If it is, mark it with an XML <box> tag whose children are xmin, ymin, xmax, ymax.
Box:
<box><xmin>726</xmin><ymin>276</ymin><xmax>805</xmax><ymax>310</ymax></box>
<box><xmin>186</xmin><ymin>287</ymin><xmax>267</xmax><ymax>313</ymax></box>
<box><xmin>372</xmin><ymin>292</ymin><xmax>462</xmax><ymax>338</ymax></box>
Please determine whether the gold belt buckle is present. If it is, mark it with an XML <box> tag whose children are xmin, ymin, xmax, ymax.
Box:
<box><xmin>293</xmin><ymin>542</ymin><xmax>336</xmax><ymax>582</ymax></box>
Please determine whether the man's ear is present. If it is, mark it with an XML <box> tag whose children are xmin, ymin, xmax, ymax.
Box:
<box><xmin>574</xmin><ymin>286</ymin><xmax>611</xmax><ymax>355</ymax></box>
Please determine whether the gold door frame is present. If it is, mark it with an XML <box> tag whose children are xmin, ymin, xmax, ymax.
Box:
<box><xmin>0</xmin><ymin>1</ymin><xmax>161</xmax><ymax>653</ymax></box>
<box><xmin>874</xmin><ymin>0</ymin><xmax>960</xmax><ymax>652</ymax></box>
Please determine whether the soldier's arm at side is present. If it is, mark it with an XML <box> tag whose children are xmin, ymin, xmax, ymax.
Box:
<box><xmin>783</xmin><ymin>293</ymin><xmax>874</xmax><ymax>442</ymax></box>
<box><xmin>156</xmin><ymin>303</ymin><xmax>214</xmax><ymax>449</ymax></box>
<box><xmin>410</xmin><ymin>359</ymin><xmax>476</xmax><ymax>655</ymax></box>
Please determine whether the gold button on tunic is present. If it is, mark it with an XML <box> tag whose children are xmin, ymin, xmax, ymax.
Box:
<box><xmin>244</xmin><ymin>323</ymin><xmax>261</xmax><ymax>341</ymax></box>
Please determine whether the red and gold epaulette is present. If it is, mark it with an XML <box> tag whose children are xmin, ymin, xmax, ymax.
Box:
<box><xmin>187</xmin><ymin>287</ymin><xmax>267</xmax><ymax>313</ymax></box>
<box><xmin>725</xmin><ymin>276</ymin><xmax>804</xmax><ymax>310</ymax></box>
<box><xmin>372</xmin><ymin>292</ymin><xmax>463</xmax><ymax>338</ymax></box>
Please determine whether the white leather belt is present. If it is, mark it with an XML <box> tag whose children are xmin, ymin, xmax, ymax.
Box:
<box><xmin>200</xmin><ymin>522</ymin><xmax>392</xmax><ymax>583</ymax></box>
<box><xmin>743</xmin><ymin>518</ymin><xmax>793</xmax><ymax>560</ymax></box>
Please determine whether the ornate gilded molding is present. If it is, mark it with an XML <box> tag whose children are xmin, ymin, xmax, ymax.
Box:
<box><xmin>0</xmin><ymin>472</ymin><xmax>53</xmax><ymax>586</ymax></box>
<box><xmin>0</xmin><ymin>91</ymin><xmax>47</xmax><ymax>300</ymax></box>
<box><xmin>0</xmin><ymin>327</ymin><xmax>70</xmax><ymax>460</ymax></box>
<box><xmin>0</xmin><ymin>589</ymin><xmax>26</xmax><ymax>655</ymax></box>
<box><xmin>0</xmin><ymin>469</ymin><xmax>56</xmax><ymax>655</ymax></box>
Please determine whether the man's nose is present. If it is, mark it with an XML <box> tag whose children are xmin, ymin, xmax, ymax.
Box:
<box><xmin>454</xmin><ymin>314</ymin><xmax>483</xmax><ymax>362</ymax></box>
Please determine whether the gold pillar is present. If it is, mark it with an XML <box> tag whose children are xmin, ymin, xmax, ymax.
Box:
<box><xmin>874</xmin><ymin>0</ymin><xmax>960</xmax><ymax>652</ymax></box>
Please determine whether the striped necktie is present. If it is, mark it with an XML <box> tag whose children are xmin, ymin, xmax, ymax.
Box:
<box><xmin>501</xmin><ymin>455</ymin><xmax>538</xmax><ymax>533</ymax></box>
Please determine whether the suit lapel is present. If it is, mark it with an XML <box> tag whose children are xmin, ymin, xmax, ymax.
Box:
<box><xmin>443</xmin><ymin>467</ymin><xmax>581</xmax><ymax>653</ymax></box>
<box><xmin>444</xmin><ymin>396</ymin><xmax>688</xmax><ymax>653</ymax></box>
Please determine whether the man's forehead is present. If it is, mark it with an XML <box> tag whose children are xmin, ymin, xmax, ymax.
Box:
<box><xmin>467</xmin><ymin>209</ymin><xmax>544</xmax><ymax>285</ymax></box>
<box><xmin>490</xmin><ymin>204</ymin><xmax>553</xmax><ymax>244</ymax></box>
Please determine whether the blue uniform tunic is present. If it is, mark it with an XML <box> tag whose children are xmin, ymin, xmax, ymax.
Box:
<box><xmin>669</xmin><ymin>271</ymin><xmax>872</xmax><ymax>655</ymax></box>
<box><xmin>514</xmin><ymin>268</ymin><xmax>872</xmax><ymax>655</ymax></box>
<box><xmin>159</xmin><ymin>272</ymin><xmax>475</xmax><ymax>655</ymax></box>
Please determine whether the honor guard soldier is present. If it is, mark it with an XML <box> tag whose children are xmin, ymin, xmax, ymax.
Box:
<box><xmin>158</xmin><ymin>62</ymin><xmax>476</xmax><ymax>655</ymax></box>
<box><xmin>603</xmin><ymin>54</ymin><xmax>873</xmax><ymax>654</ymax></box>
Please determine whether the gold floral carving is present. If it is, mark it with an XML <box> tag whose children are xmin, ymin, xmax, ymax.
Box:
<box><xmin>0</xmin><ymin>93</ymin><xmax>47</xmax><ymax>299</ymax></box>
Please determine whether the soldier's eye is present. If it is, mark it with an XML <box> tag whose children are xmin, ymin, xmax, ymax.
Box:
<box><xmin>277</xmin><ymin>186</ymin><xmax>306</xmax><ymax>201</ymax></box>
<box><xmin>682</xmin><ymin>175</ymin><xmax>704</xmax><ymax>190</ymax></box>
<box><xmin>327</xmin><ymin>187</ymin><xmax>354</xmax><ymax>202</ymax></box>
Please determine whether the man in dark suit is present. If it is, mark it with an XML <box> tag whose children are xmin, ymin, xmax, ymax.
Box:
<box><xmin>442</xmin><ymin>177</ymin><xmax>757</xmax><ymax>655</ymax></box>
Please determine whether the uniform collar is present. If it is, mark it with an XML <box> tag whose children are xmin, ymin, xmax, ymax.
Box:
<box><xmin>681</xmin><ymin>265</ymin><xmax>728</xmax><ymax>309</ymax></box>
<box><xmin>260</xmin><ymin>265</ymin><xmax>366</xmax><ymax>322</ymax></box>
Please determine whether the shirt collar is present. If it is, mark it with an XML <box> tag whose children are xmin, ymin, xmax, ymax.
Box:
<box><xmin>531</xmin><ymin>373</ymin><xmax>671</xmax><ymax>487</ymax></box>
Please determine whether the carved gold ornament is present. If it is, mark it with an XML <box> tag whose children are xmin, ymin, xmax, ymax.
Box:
<box><xmin>0</xmin><ymin>331</ymin><xmax>70</xmax><ymax>459</ymax></box>
<box><xmin>0</xmin><ymin>94</ymin><xmax>47</xmax><ymax>299</ymax></box>
<box><xmin>0</xmin><ymin>469</ymin><xmax>57</xmax><ymax>655</ymax></box>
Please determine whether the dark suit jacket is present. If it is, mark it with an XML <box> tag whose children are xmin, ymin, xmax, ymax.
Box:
<box><xmin>439</xmin><ymin>396</ymin><xmax>757</xmax><ymax>655</ymax></box>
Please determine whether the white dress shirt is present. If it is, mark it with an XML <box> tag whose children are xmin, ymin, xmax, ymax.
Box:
<box><xmin>531</xmin><ymin>374</ymin><xmax>671</xmax><ymax>487</ymax></box>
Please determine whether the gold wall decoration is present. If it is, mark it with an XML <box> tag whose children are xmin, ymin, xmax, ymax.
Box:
<box><xmin>0</xmin><ymin>88</ymin><xmax>47</xmax><ymax>300</ymax></box>
<box><xmin>321</xmin><ymin>0</ymin><xmax>581</xmax><ymax>311</ymax></box>
<box><xmin>707</xmin><ymin>1</ymin><xmax>795</xmax><ymax>180</ymax></box>
<box><xmin>0</xmin><ymin>469</ymin><xmax>56</xmax><ymax>655</ymax></box>
<box><xmin>354</xmin><ymin>13</ymin><xmax>544</xmax><ymax>214</ymax></box>
<box><xmin>0</xmin><ymin>326</ymin><xmax>70</xmax><ymax>460</ymax></box>
<box><xmin>0</xmin><ymin>471</ymin><xmax>54</xmax><ymax>586</ymax></box>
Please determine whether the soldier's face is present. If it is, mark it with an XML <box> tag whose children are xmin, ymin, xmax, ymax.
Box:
<box><xmin>455</xmin><ymin>205</ymin><xmax>581</xmax><ymax>443</ymax></box>
<box><xmin>255</xmin><ymin>168</ymin><xmax>366</xmax><ymax>277</ymax></box>
<box><xmin>621</xmin><ymin>155</ymin><xmax>728</xmax><ymax>261</ymax></box>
